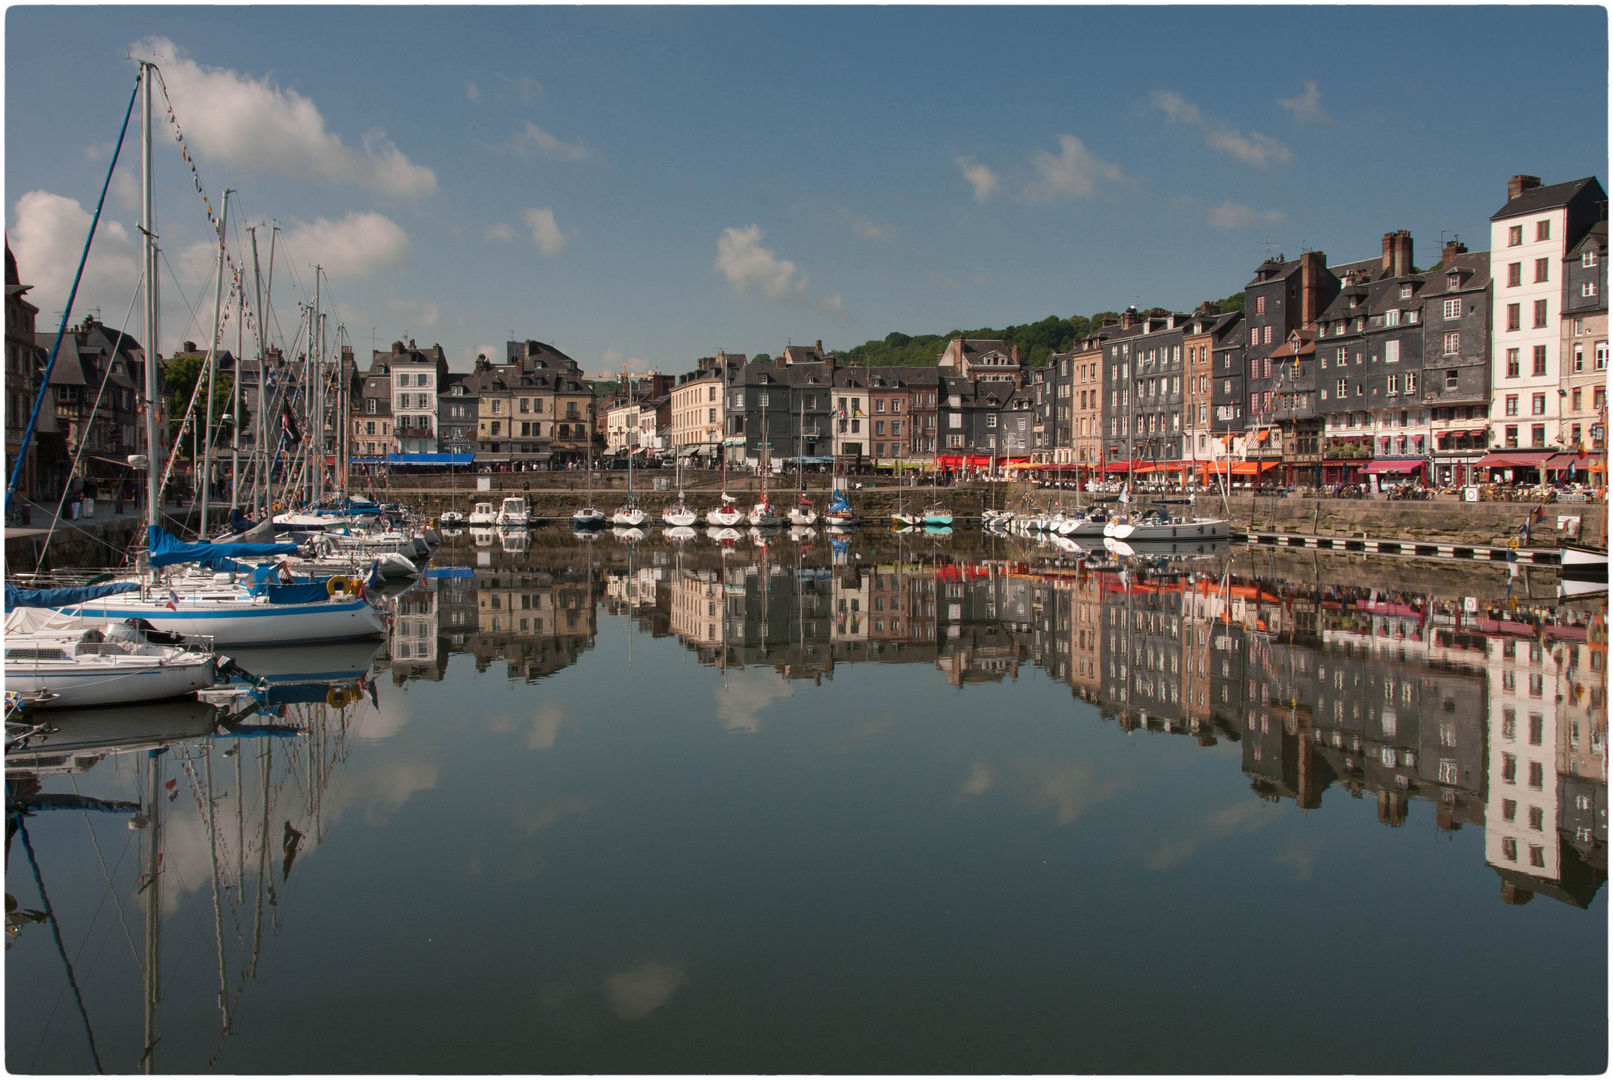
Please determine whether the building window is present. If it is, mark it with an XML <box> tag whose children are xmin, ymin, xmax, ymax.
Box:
<box><xmin>1531</xmin><ymin>424</ymin><xmax>1546</xmax><ymax>447</ymax></box>
<box><xmin>1442</xmin><ymin>298</ymin><xmax>1463</xmax><ymax>320</ymax></box>
<box><xmin>1505</xmin><ymin>303</ymin><xmax>1521</xmax><ymax>331</ymax></box>
<box><xmin>1531</xmin><ymin>393</ymin><xmax>1546</xmax><ymax>416</ymax></box>
<box><xmin>1583</xmin><ymin>249</ymin><xmax>1600</xmax><ymax>268</ymax></box>
<box><xmin>1505</xmin><ymin>395</ymin><xmax>1519</xmax><ymax>416</ymax></box>
<box><xmin>1385</xmin><ymin>340</ymin><xmax>1401</xmax><ymax>364</ymax></box>
<box><xmin>1438</xmin><ymin>331</ymin><xmax>1459</xmax><ymax>356</ymax></box>
<box><xmin>1506</xmin><ymin>348</ymin><xmax>1520</xmax><ymax>378</ymax></box>
<box><xmin>1533</xmin><ymin>300</ymin><xmax>1548</xmax><ymax>327</ymax></box>
<box><xmin>1263</xmin><ymin>325</ymin><xmax>1272</xmax><ymax>345</ymax></box>
<box><xmin>1445</xmin><ymin>369</ymin><xmax>1459</xmax><ymax>390</ymax></box>
<box><xmin>1532</xmin><ymin>345</ymin><xmax>1548</xmax><ymax>376</ymax></box>
<box><xmin>1573</xmin><ymin>388</ymin><xmax>1583</xmax><ymax>412</ymax></box>
<box><xmin>1255</xmin><ymin>295</ymin><xmax>1266</xmax><ymax>314</ymax></box>
<box><xmin>1508</xmin><ymin>225</ymin><xmax>1523</xmax><ymax>246</ymax></box>
<box><xmin>1535</xmin><ymin>257</ymin><xmax>1550</xmax><ymax>283</ymax></box>
<box><xmin>1505</xmin><ymin>425</ymin><xmax>1518</xmax><ymax>448</ymax></box>
<box><xmin>1405</xmin><ymin>372</ymin><xmax>1418</xmax><ymax>395</ymax></box>
<box><xmin>1597</xmin><ymin>342</ymin><xmax>1609</xmax><ymax>371</ymax></box>
<box><xmin>1387</xmin><ymin>374</ymin><xmax>1400</xmax><ymax>394</ymax></box>
<box><xmin>1536</xmin><ymin>220</ymin><xmax>1551</xmax><ymax>242</ymax></box>
<box><xmin>1583</xmin><ymin>281</ymin><xmax>1599</xmax><ymax>298</ymax></box>
<box><xmin>1399</xmin><ymin>283</ymin><xmax>1413</xmax><ymax>299</ymax></box>
<box><xmin>1507</xmin><ymin>262</ymin><xmax>1522</xmax><ymax>287</ymax></box>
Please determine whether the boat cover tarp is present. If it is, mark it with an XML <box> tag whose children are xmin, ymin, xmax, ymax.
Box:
<box><xmin>4</xmin><ymin>580</ymin><xmax>141</xmax><ymax>611</ymax></box>
<box><xmin>148</xmin><ymin>525</ymin><xmax>298</xmax><ymax>568</ymax></box>
<box><xmin>10</xmin><ymin>793</ymin><xmax>140</xmax><ymax>814</ymax></box>
<box><xmin>262</xmin><ymin>581</ymin><xmax>330</xmax><ymax>606</ymax></box>
<box><xmin>219</xmin><ymin>722</ymin><xmax>303</xmax><ymax>738</ymax></box>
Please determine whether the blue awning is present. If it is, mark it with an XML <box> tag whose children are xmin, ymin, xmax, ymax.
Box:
<box><xmin>387</xmin><ymin>453</ymin><xmax>475</xmax><ymax>465</ymax></box>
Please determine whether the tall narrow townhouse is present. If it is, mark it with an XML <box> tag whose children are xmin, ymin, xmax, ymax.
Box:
<box><xmin>1488</xmin><ymin>174</ymin><xmax>1607</xmax><ymax>452</ymax></box>
<box><xmin>1241</xmin><ymin>251</ymin><xmax>1339</xmax><ymax>475</ymax></box>
<box><xmin>1561</xmin><ymin>220</ymin><xmax>1608</xmax><ymax>454</ymax></box>
<box><xmin>1420</xmin><ymin>240</ymin><xmax>1493</xmax><ymax>486</ymax></box>
<box><xmin>1182</xmin><ymin>304</ymin><xmax>1239</xmax><ymax>466</ymax></box>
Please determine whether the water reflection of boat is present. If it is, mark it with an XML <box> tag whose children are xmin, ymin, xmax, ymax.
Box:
<box><xmin>470</xmin><ymin>527</ymin><xmax>495</xmax><ymax>547</ymax></box>
<box><xmin>6</xmin><ymin>699</ymin><xmax>222</xmax><ymax>772</ymax></box>
<box><xmin>664</xmin><ymin>525</ymin><xmax>699</xmax><ymax>544</ymax></box>
<box><xmin>229</xmin><ymin>640</ymin><xmax>384</xmax><ymax>687</ymax></box>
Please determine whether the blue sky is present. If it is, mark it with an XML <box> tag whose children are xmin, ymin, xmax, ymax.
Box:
<box><xmin>6</xmin><ymin>5</ymin><xmax>1607</xmax><ymax>376</ymax></box>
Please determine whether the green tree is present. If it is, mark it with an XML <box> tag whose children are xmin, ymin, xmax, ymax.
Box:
<box><xmin>162</xmin><ymin>352</ymin><xmax>235</xmax><ymax>456</ymax></box>
<box><xmin>1215</xmin><ymin>291</ymin><xmax>1246</xmax><ymax>315</ymax></box>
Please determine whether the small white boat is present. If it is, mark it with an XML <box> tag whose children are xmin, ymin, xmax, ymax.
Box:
<box><xmin>707</xmin><ymin>494</ymin><xmax>745</xmax><ymax>527</ymax></box>
<box><xmin>571</xmin><ymin>507</ymin><xmax>607</xmax><ymax>529</ymax></box>
<box><xmin>439</xmin><ymin>510</ymin><xmax>466</xmax><ymax>526</ymax></box>
<box><xmin>468</xmin><ymin>501</ymin><xmax>498</xmax><ymax>526</ymax></box>
<box><xmin>5</xmin><ymin>608</ymin><xmax>219</xmax><ymax>709</ymax></box>
<box><xmin>612</xmin><ymin>526</ymin><xmax>647</xmax><ymax>543</ymax></box>
<box><xmin>891</xmin><ymin>511</ymin><xmax>922</xmax><ymax>528</ymax></box>
<box><xmin>823</xmin><ymin>491</ymin><xmax>858</xmax><ymax>527</ymax></box>
<box><xmin>664</xmin><ymin>525</ymin><xmax>699</xmax><ymax>543</ymax></box>
<box><xmin>663</xmin><ymin>500</ymin><xmax>699</xmax><ymax>527</ymax></box>
<box><xmin>787</xmin><ymin>492</ymin><xmax>818</xmax><ymax>526</ymax></box>
<box><xmin>495</xmin><ymin>496</ymin><xmax>530</xmax><ymax>527</ymax></box>
<box><xmin>611</xmin><ymin>498</ymin><xmax>649</xmax><ymax>527</ymax></box>
<box><xmin>748</xmin><ymin>493</ymin><xmax>782</xmax><ymax>528</ymax></box>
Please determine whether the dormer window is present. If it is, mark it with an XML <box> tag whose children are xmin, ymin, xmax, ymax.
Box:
<box><xmin>1447</xmin><ymin>273</ymin><xmax>1461</xmax><ymax>289</ymax></box>
<box><xmin>1399</xmin><ymin>284</ymin><xmax>1413</xmax><ymax>300</ymax></box>
<box><xmin>1349</xmin><ymin>296</ymin><xmax>1359</xmax><ymax>309</ymax></box>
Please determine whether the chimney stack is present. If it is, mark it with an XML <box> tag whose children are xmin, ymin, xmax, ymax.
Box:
<box><xmin>1299</xmin><ymin>250</ymin><xmax>1329</xmax><ymax>328</ymax></box>
<box><xmin>1508</xmin><ymin>174</ymin><xmax>1542</xmax><ymax>201</ymax></box>
<box><xmin>1121</xmin><ymin>307</ymin><xmax>1138</xmax><ymax>329</ymax></box>
<box><xmin>1394</xmin><ymin>230</ymin><xmax>1413</xmax><ymax>279</ymax></box>
<box><xmin>1381</xmin><ymin>233</ymin><xmax>1396</xmax><ymax>278</ymax></box>
<box><xmin>1442</xmin><ymin>237</ymin><xmax>1468</xmax><ymax>266</ymax></box>
<box><xmin>1011</xmin><ymin>344</ymin><xmax>1020</xmax><ymax>363</ymax></box>
<box><xmin>815</xmin><ymin>339</ymin><xmax>823</xmax><ymax>355</ymax></box>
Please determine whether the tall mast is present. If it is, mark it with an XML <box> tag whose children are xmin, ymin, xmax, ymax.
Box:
<box><xmin>140</xmin><ymin>63</ymin><xmax>161</xmax><ymax>533</ymax></box>
<box><xmin>199</xmin><ymin>187</ymin><xmax>230</xmax><ymax>535</ymax></box>
<box><xmin>249</xmin><ymin>226</ymin><xmax>265</xmax><ymax>515</ymax></box>
<box><xmin>231</xmin><ymin>273</ymin><xmax>242</xmax><ymax>512</ymax></box>
<box><xmin>142</xmin><ymin>749</ymin><xmax>162</xmax><ymax>1074</ymax></box>
<box><xmin>311</xmin><ymin>268</ymin><xmax>323</xmax><ymax>504</ymax></box>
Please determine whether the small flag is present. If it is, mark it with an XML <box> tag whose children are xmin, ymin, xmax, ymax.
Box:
<box><xmin>165</xmin><ymin>778</ymin><xmax>178</xmax><ymax>801</ymax></box>
<box><xmin>165</xmin><ymin>589</ymin><xmax>180</xmax><ymax>611</ymax></box>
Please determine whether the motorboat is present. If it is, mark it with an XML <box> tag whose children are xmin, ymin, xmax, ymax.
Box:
<box><xmin>468</xmin><ymin>501</ymin><xmax>498</xmax><ymax>526</ymax></box>
<box><xmin>438</xmin><ymin>509</ymin><xmax>466</xmax><ymax>526</ymax></box>
<box><xmin>495</xmin><ymin>496</ymin><xmax>530</xmax><ymax>527</ymax></box>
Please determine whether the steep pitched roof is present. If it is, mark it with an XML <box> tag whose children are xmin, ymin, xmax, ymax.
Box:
<box><xmin>1491</xmin><ymin>176</ymin><xmax>1606</xmax><ymax>221</ymax></box>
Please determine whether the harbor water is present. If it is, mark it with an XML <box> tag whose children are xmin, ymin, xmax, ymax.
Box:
<box><xmin>6</xmin><ymin>529</ymin><xmax>1606</xmax><ymax>1073</ymax></box>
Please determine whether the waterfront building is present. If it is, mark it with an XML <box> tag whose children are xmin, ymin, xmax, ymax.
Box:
<box><xmin>1070</xmin><ymin>330</ymin><xmax>1110</xmax><ymax>470</ymax></box>
<box><xmin>6</xmin><ymin>244</ymin><xmax>44</xmax><ymax>500</ymax></box>
<box><xmin>937</xmin><ymin>336</ymin><xmax>1023</xmax><ymax>384</ymax></box>
<box><xmin>354</xmin><ymin>357</ymin><xmax>395</xmax><ymax>458</ymax></box>
<box><xmin>1242</xmin><ymin>250</ymin><xmax>1339</xmax><ymax>483</ymax></box>
<box><xmin>1420</xmin><ymin>241</ymin><xmax>1494</xmax><ymax>485</ymax></box>
<box><xmin>1487</xmin><ymin>174</ymin><xmax>1608</xmax><ymax>453</ymax></box>
<box><xmin>436</xmin><ymin>374</ymin><xmax>477</xmax><ymax>457</ymax></box>
<box><xmin>374</xmin><ymin>339</ymin><xmax>449</xmax><ymax>455</ymax></box>
<box><xmin>670</xmin><ymin>353</ymin><xmax>741</xmax><ymax>457</ymax></box>
<box><xmin>1561</xmin><ymin>220</ymin><xmax>1608</xmax><ymax>454</ymax></box>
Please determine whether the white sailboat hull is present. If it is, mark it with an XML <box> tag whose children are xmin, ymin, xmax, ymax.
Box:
<box><xmin>6</xmin><ymin>653</ymin><xmax>216</xmax><ymax>708</ymax></box>
<box><xmin>58</xmin><ymin>595</ymin><xmax>385</xmax><ymax>647</ymax></box>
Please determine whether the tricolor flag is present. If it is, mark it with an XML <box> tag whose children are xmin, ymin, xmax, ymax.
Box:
<box><xmin>165</xmin><ymin>778</ymin><xmax>178</xmax><ymax>802</ymax></box>
<box><xmin>165</xmin><ymin>589</ymin><xmax>180</xmax><ymax>611</ymax></box>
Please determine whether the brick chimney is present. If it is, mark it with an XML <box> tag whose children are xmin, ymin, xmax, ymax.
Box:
<box><xmin>1298</xmin><ymin>250</ymin><xmax>1330</xmax><ymax>328</ymax></box>
<box><xmin>1196</xmin><ymin>300</ymin><xmax>1221</xmax><ymax>317</ymax></box>
<box><xmin>1508</xmin><ymin>174</ymin><xmax>1542</xmax><ymax>201</ymax></box>
<box><xmin>1442</xmin><ymin>237</ymin><xmax>1468</xmax><ymax>266</ymax></box>
<box><xmin>1010</xmin><ymin>344</ymin><xmax>1020</xmax><ymax>363</ymax></box>
<box><xmin>815</xmin><ymin>339</ymin><xmax>823</xmax><ymax>355</ymax></box>
<box><xmin>1121</xmin><ymin>307</ymin><xmax>1139</xmax><ymax>329</ymax></box>
<box><xmin>1394</xmin><ymin>231</ymin><xmax>1413</xmax><ymax>278</ymax></box>
<box><xmin>1381</xmin><ymin>232</ymin><xmax>1396</xmax><ymax>278</ymax></box>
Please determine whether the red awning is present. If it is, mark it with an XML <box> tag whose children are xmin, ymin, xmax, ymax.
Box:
<box><xmin>1475</xmin><ymin>451</ymin><xmax>1555</xmax><ymax>469</ymax></box>
<box><xmin>1103</xmin><ymin>459</ymin><xmax>1149</xmax><ymax>474</ymax></box>
<box><xmin>1226</xmin><ymin>461</ymin><xmax>1279</xmax><ymax>475</ymax></box>
<box><xmin>1541</xmin><ymin>453</ymin><xmax>1602</xmax><ymax>471</ymax></box>
<box><xmin>1363</xmin><ymin>458</ymin><xmax>1426</xmax><ymax>475</ymax></box>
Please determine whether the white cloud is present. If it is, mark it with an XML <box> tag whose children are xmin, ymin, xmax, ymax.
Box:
<box><xmin>1277</xmin><ymin>81</ymin><xmax>1331</xmax><ymax>125</ymax></box>
<box><xmin>465</xmin><ymin>80</ymin><xmax>481</xmax><ymax>104</ymax></box>
<box><xmin>508</xmin><ymin>121</ymin><xmax>593</xmax><ymax>162</ymax></box>
<box><xmin>604</xmin><ymin>962</ymin><xmax>685</xmax><ymax>1020</ymax></box>
<box><xmin>829</xmin><ymin>203</ymin><xmax>893</xmax><ymax>240</ymax></box>
<box><xmin>1146</xmin><ymin>800</ymin><xmax>1269</xmax><ymax>870</ymax></box>
<box><xmin>175</xmin><ymin>239</ymin><xmax>221</xmax><ymax>289</ymax></box>
<box><xmin>523</xmin><ymin>208</ymin><xmax>568</xmax><ymax>254</ymax></box>
<box><xmin>957</xmin><ymin>758</ymin><xmax>1127</xmax><ymax>827</ymax></box>
<box><xmin>502</xmin><ymin>74</ymin><xmax>545</xmax><ymax>105</ymax></box>
<box><xmin>1206</xmin><ymin>202</ymin><xmax>1285</xmax><ymax>230</ymax></box>
<box><xmin>387</xmin><ymin>297</ymin><xmax>440</xmax><ymax>327</ymax></box>
<box><xmin>132</xmin><ymin>37</ymin><xmax>437</xmax><ymax>197</ymax></box>
<box><xmin>329</xmin><ymin>759</ymin><xmax>440</xmax><ymax>828</ymax></box>
<box><xmin>281</xmin><ymin>211</ymin><xmax>410</xmax><ymax>279</ymax></box>
<box><xmin>954</xmin><ymin>155</ymin><xmax>999</xmax><ymax>202</ymax></box>
<box><xmin>602</xmin><ymin>349</ymin><xmax>623</xmax><ymax>368</ymax></box>
<box><xmin>1025</xmin><ymin>135</ymin><xmax>1128</xmax><ymax>201</ymax></box>
<box><xmin>1149</xmin><ymin>88</ymin><xmax>1292</xmax><ymax>168</ymax></box>
<box><xmin>713</xmin><ymin>224</ymin><xmax>804</xmax><ymax>299</ymax></box>
<box><xmin>8</xmin><ymin>189</ymin><xmax>141</xmax><ymax>323</ymax></box>
<box><xmin>528</xmin><ymin>703</ymin><xmax>564</xmax><ymax>750</ymax></box>
<box><xmin>713</xmin><ymin>666</ymin><xmax>792</xmax><ymax>733</ymax></box>
<box><xmin>485</xmin><ymin>222</ymin><xmax>514</xmax><ymax>243</ymax></box>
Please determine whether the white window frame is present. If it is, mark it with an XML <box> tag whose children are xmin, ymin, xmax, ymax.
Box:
<box><xmin>1442</xmin><ymin>298</ymin><xmax>1462</xmax><ymax>320</ymax></box>
<box><xmin>1443</xmin><ymin>332</ymin><xmax>1460</xmax><ymax>356</ymax></box>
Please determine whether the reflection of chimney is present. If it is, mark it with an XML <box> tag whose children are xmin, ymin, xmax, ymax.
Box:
<box><xmin>1499</xmin><ymin>880</ymin><xmax>1535</xmax><ymax>906</ymax></box>
<box><xmin>1508</xmin><ymin>174</ymin><xmax>1542</xmax><ymax>201</ymax></box>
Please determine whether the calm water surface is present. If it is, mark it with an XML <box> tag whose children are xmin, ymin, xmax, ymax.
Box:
<box><xmin>6</xmin><ymin>530</ymin><xmax>1607</xmax><ymax>1073</ymax></box>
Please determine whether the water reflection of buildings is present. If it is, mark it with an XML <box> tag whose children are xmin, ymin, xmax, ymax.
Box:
<box><xmin>389</xmin><ymin>553</ymin><xmax>1606</xmax><ymax>909</ymax></box>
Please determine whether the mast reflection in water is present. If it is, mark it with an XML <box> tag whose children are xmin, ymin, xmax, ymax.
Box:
<box><xmin>7</xmin><ymin>530</ymin><xmax>1605</xmax><ymax>1074</ymax></box>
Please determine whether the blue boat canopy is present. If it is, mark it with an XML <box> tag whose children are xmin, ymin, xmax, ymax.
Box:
<box><xmin>148</xmin><ymin>525</ymin><xmax>299</xmax><ymax>568</ymax></box>
<box><xmin>387</xmin><ymin>452</ymin><xmax>474</xmax><ymax>466</ymax></box>
<box><xmin>5</xmin><ymin>580</ymin><xmax>141</xmax><ymax>610</ymax></box>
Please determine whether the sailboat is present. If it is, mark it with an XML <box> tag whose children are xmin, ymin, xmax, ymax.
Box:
<box><xmin>5</xmin><ymin>600</ymin><xmax>219</xmax><ymax>709</ymax></box>
<box><xmin>571</xmin><ymin>431</ymin><xmax>606</xmax><ymax>529</ymax></box>
<box><xmin>611</xmin><ymin>420</ymin><xmax>648</xmax><ymax>526</ymax></box>
<box><xmin>662</xmin><ymin>443</ymin><xmax>697</xmax><ymax>527</ymax></box>
<box><xmin>787</xmin><ymin>400</ymin><xmax>817</xmax><ymax>525</ymax></box>
<box><xmin>823</xmin><ymin>472</ymin><xmax>858</xmax><ymax>527</ymax></box>
<box><xmin>921</xmin><ymin>460</ymin><xmax>952</xmax><ymax>527</ymax></box>
<box><xmin>49</xmin><ymin>72</ymin><xmax>385</xmax><ymax>647</ymax></box>
<box><xmin>706</xmin><ymin>445</ymin><xmax>744</xmax><ymax>526</ymax></box>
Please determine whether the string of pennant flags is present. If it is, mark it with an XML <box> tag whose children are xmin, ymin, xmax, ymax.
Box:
<box><xmin>152</xmin><ymin>66</ymin><xmax>263</xmax><ymax>352</ymax></box>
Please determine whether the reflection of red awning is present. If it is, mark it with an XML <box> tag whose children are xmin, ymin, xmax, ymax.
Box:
<box><xmin>1363</xmin><ymin>458</ymin><xmax>1426</xmax><ymax>475</ymax></box>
